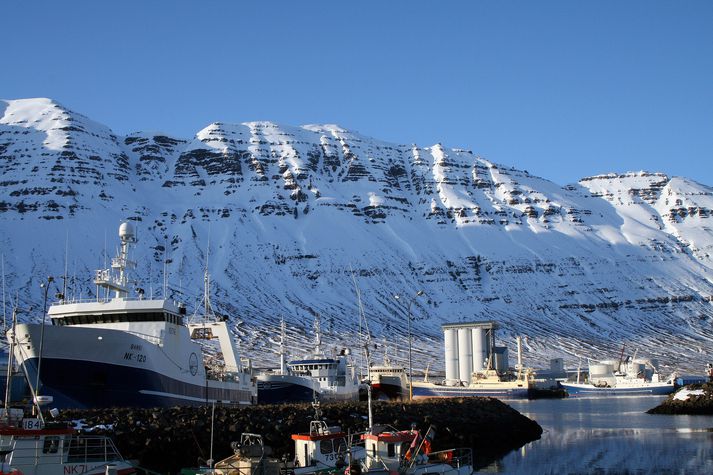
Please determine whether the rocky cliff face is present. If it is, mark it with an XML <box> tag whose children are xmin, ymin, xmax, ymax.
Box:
<box><xmin>1</xmin><ymin>98</ymin><xmax>712</xmax><ymax>373</ymax></box>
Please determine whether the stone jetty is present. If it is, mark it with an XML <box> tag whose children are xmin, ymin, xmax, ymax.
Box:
<box><xmin>647</xmin><ymin>382</ymin><xmax>713</xmax><ymax>415</ymax></box>
<box><xmin>58</xmin><ymin>398</ymin><xmax>542</xmax><ymax>473</ymax></box>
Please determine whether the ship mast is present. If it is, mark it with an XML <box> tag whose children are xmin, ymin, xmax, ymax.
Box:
<box><xmin>94</xmin><ymin>223</ymin><xmax>137</xmax><ymax>299</ymax></box>
<box><xmin>313</xmin><ymin>315</ymin><xmax>322</xmax><ymax>358</ymax></box>
<box><xmin>279</xmin><ymin>317</ymin><xmax>286</xmax><ymax>375</ymax></box>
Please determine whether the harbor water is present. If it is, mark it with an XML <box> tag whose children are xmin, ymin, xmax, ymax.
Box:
<box><xmin>480</xmin><ymin>396</ymin><xmax>713</xmax><ymax>474</ymax></box>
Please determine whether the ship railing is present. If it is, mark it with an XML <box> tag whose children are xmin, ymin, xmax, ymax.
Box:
<box><xmin>7</xmin><ymin>434</ymin><xmax>124</xmax><ymax>466</ymax></box>
<box><xmin>425</xmin><ymin>447</ymin><xmax>473</xmax><ymax>469</ymax></box>
<box><xmin>124</xmin><ymin>330</ymin><xmax>164</xmax><ymax>346</ymax></box>
<box><xmin>206</xmin><ymin>364</ymin><xmax>244</xmax><ymax>382</ymax></box>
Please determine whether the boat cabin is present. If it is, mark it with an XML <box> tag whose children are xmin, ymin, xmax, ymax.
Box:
<box><xmin>361</xmin><ymin>429</ymin><xmax>418</xmax><ymax>472</ymax></box>
<box><xmin>291</xmin><ymin>420</ymin><xmax>350</xmax><ymax>472</ymax></box>
<box><xmin>0</xmin><ymin>409</ymin><xmax>134</xmax><ymax>475</ymax></box>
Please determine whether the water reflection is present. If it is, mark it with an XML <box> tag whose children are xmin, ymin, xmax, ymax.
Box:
<box><xmin>480</xmin><ymin>396</ymin><xmax>713</xmax><ymax>474</ymax></box>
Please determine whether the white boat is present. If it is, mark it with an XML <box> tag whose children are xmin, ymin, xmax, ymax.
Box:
<box><xmin>257</xmin><ymin>320</ymin><xmax>321</xmax><ymax>404</ymax></box>
<box><xmin>7</xmin><ymin>222</ymin><xmax>257</xmax><ymax>409</ymax></box>
<box><xmin>561</xmin><ymin>354</ymin><xmax>675</xmax><ymax>396</ymax></box>
<box><xmin>368</xmin><ymin>363</ymin><xmax>408</xmax><ymax>401</ymax></box>
<box><xmin>290</xmin><ymin>400</ymin><xmax>366</xmax><ymax>474</ymax></box>
<box><xmin>412</xmin><ymin>330</ymin><xmax>535</xmax><ymax>400</ymax></box>
<box><xmin>283</xmin><ymin>317</ymin><xmax>360</xmax><ymax>402</ymax></box>
<box><xmin>367</xmin><ymin>344</ymin><xmax>408</xmax><ymax>401</ymax></box>
<box><xmin>0</xmin><ymin>408</ymin><xmax>135</xmax><ymax>475</ymax></box>
<box><xmin>412</xmin><ymin>368</ymin><xmax>533</xmax><ymax>400</ymax></box>
<box><xmin>359</xmin><ymin>425</ymin><xmax>472</xmax><ymax>475</ymax></box>
<box><xmin>210</xmin><ymin>433</ymin><xmax>282</xmax><ymax>475</ymax></box>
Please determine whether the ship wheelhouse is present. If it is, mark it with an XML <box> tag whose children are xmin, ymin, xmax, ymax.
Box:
<box><xmin>52</xmin><ymin>310</ymin><xmax>185</xmax><ymax>326</ymax></box>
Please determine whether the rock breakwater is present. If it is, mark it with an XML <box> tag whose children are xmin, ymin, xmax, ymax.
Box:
<box><xmin>58</xmin><ymin>398</ymin><xmax>541</xmax><ymax>473</ymax></box>
<box><xmin>647</xmin><ymin>383</ymin><xmax>713</xmax><ymax>415</ymax></box>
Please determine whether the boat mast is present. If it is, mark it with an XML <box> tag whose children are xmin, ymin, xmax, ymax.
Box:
<box><xmin>93</xmin><ymin>223</ymin><xmax>136</xmax><ymax>299</ymax></box>
<box><xmin>617</xmin><ymin>344</ymin><xmax>626</xmax><ymax>374</ymax></box>
<box><xmin>4</xmin><ymin>305</ymin><xmax>17</xmax><ymax>422</ymax></box>
<box><xmin>313</xmin><ymin>315</ymin><xmax>323</xmax><ymax>358</ymax></box>
<box><xmin>350</xmin><ymin>267</ymin><xmax>371</xmax><ymax>379</ymax></box>
<box><xmin>279</xmin><ymin>317</ymin><xmax>286</xmax><ymax>375</ymax></box>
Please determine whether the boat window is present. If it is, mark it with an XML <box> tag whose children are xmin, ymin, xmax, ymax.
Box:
<box><xmin>388</xmin><ymin>443</ymin><xmax>395</xmax><ymax>457</ymax></box>
<box><xmin>335</xmin><ymin>438</ymin><xmax>347</xmax><ymax>453</ymax></box>
<box><xmin>54</xmin><ymin>312</ymin><xmax>183</xmax><ymax>326</ymax></box>
<box><xmin>43</xmin><ymin>436</ymin><xmax>61</xmax><ymax>454</ymax></box>
<box><xmin>320</xmin><ymin>439</ymin><xmax>334</xmax><ymax>455</ymax></box>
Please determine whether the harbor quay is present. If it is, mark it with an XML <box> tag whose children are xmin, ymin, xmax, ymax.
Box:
<box><xmin>56</xmin><ymin>397</ymin><xmax>542</xmax><ymax>473</ymax></box>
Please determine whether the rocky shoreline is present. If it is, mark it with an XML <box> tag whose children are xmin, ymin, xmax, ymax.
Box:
<box><xmin>57</xmin><ymin>398</ymin><xmax>542</xmax><ymax>473</ymax></box>
<box><xmin>647</xmin><ymin>383</ymin><xmax>713</xmax><ymax>415</ymax></box>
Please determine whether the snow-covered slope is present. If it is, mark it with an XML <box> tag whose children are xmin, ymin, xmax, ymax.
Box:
<box><xmin>1</xmin><ymin>98</ymin><xmax>712</xmax><ymax>374</ymax></box>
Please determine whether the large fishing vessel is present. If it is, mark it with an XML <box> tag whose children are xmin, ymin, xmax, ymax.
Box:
<box><xmin>412</xmin><ymin>322</ymin><xmax>536</xmax><ymax>400</ymax></box>
<box><xmin>7</xmin><ymin>222</ymin><xmax>257</xmax><ymax>409</ymax></box>
<box><xmin>256</xmin><ymin>320</ymin><xmax>320</xmax><ymax>404</ymax></box>
<box><xmin>560</xmin><ymin>353</ymin><xmax>675</xmax><ymax>396</ymax></box>
<box><xmin>258</xmin><ymin>317</ymin><xmax>359</xmax><ymax>403</ymax></box>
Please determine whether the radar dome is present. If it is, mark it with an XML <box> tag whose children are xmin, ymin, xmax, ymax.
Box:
<box><xmin>119</xmin><ymin>222</ymin><xmax>136</xmax><ymax>241</ymax></box>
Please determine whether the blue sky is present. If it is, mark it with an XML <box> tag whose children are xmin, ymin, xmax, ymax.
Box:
<box><xmin>2</xmin><ymin>1</ymin><xmax>711</xmax><ymax>186</ymax></box>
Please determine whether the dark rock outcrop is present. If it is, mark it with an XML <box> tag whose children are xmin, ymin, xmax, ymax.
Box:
<box><xmin>647</xmin><ymin>383</ymin><xmax>713</xmax><ymax>415</ymax></box>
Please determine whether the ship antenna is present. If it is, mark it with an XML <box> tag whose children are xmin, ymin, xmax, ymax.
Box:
<box><xmin>350</xmin><ymin>265</ymin><xmax>371</xmax><ymax>380</ymax></box>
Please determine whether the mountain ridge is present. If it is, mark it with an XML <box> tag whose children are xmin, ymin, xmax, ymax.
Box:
<box><xmin>1</xmin><ymin>97</ymin><xmax>711</xmax><ymax>374</ymax></box>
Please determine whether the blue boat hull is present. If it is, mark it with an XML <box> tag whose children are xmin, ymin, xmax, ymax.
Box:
<box><xmin>20</xmin><ymin>357</ymin><xmax>254</xmax><ymax>409</ymax></box>
<box><xmin>257</xmin><ymin>380</ymin><xmax>318</xmax><ymax>404</ymax></box>
<box><xmin>412</xmin><ymin>384</ymin><xmax>530</xmax><ymax>399</ymax></box>
<box><xmin>561</xmin><ymin>382</ymin><xmax>675</xmax><ymax>397</ymax></box>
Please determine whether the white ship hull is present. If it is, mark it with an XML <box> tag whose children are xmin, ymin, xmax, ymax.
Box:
<box><xmin>13</xmin><ymin>322</ymin><xmax>255</xmax><ymax>408</ymax></box>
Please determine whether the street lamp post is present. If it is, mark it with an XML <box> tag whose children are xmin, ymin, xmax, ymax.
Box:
<box><xmin>394</xmin><ymin>290</ymin><xmax>424</xmax><ymax>401</ymax></box>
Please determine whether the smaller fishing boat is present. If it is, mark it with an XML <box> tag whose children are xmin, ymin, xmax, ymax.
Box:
<box><xmin>358</xmin><ymin>425</ymin><xmax>472</xmax><ymax>475</ymax></box>
<box><xmin>560</xmin><ymin>351</ymin><xmax>675</xmax><ymax>397</ymax></box>
<box><xmin>289</xmin><ymin>399</ymin><xmax>365</xmax><ymax>474</ymax></box>
<box><xmin>210</xmin><ymin>433</ymin><xmax>282</xmax><ymax>475</ymax></box>
<box><xmin>0</xmin><ymin>407</ymin><xmax>135</xmax><ymax>475</ymax></box>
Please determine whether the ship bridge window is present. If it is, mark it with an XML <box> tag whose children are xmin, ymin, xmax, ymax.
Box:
<box><xmin>53</xmin><ymin>312</ymin><xmax>183</xmax><ymax>326</ymax></box>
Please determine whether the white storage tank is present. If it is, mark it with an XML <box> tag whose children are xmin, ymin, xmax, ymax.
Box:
<box><xmin>628</xmin><ymin>361</ymin><xmax>646</xmax><ymax>377</ymax></box>
<box><xmin>589</xmin><ymin>363</ymin><xmax>616</xmax><ymax>387</ymax></box>
<box><xmin>457</xmin><ymin>328</ymin><xmax>473</xmax><ymax>384</ymax></box>
<box><xmin>471</xmin><ymin>327</ymin><xmax>487</xmax><ymax>372</ymax></box>
<box><xmin>589</xmin><ymin>363</ymin><xmax>614</xmax><ymax>377</ymax></box>
<box><xmin>444</xmin><ymin>328</ymin><xmax>459</xmax><ymax>385</ymax></box>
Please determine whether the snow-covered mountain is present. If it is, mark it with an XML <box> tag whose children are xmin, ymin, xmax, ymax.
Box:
<box><xmin>1</xmin><ymin>97</ymin><xmax>712</xmax><ymax>374</ymax></box>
